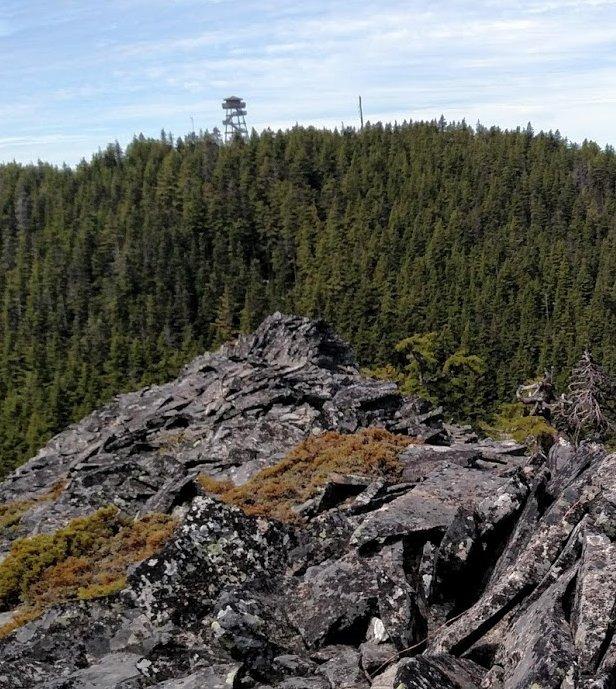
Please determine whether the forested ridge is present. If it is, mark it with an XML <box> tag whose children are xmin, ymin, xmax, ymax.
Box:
<box><xmin>1</xmin><ymin>119</ymin><xmax>616</xmax><ymax>475</ymax></box>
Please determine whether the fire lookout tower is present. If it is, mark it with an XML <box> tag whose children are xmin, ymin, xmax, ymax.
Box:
<box><xmin>222</xmin><ymin>96</ymin><xmax>248</xmax><ymax>143</ymax></box>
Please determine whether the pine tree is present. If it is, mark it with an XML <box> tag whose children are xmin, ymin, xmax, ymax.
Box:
<box><xmin>1</xmin><ymin>124</ymin><xmax>616</xmax><ymax>475</ymax></box>
<box><xmin>213</xmin><ymin>286</ymin><xmax>236</xmax><ymax>345</ymax></box>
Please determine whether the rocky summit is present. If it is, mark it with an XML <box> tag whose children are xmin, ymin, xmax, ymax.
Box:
<box><xmin>0</xmin><ymin>314</ymin><xmax>614</xmax><ymax>689</ymax></box>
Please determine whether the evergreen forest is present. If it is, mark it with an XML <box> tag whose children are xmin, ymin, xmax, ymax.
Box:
<box><xmin>1</xmin><ymin>119</ymin><xmax>616</xmax><ymax>475</ymax></box>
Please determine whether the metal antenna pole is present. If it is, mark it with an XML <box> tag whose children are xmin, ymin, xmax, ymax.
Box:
<box><xmin>358</xmin><ymin>96</ymin><xmax>364</xmax><ymax>130</ymax></box>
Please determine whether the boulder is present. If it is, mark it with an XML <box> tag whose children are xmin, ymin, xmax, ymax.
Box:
<box><xmin>359</xmin><ymin>641</ymin><xmax>397</xmax><ymax>675</ymax></box>
<box><xmin>129</xmin><ymin>496</ymin><xmax>290</xmax><ymax>626</ymax></box>
<box><xmin>371</xmin><ymin>654</ymin><xmax>484</xmax><ymax>689</ymax></box>
<box><xmin>314</xmin><ymin>645</ymin><xmax>367</xmax><ymax>688</ymax></box>
<box><xmin>145</xmin><ymin>665</ymin><xmax>242</xmax><ymax>689</ymax></box>
<box><xmin>288</xmin><ymin>541</ymin><xmax>424</xmax><ymax>649</ymax></box>
<box><xmin>38</xmin><ymin>653</ymin><xmax>142</xmax><ymax>688</ymax></box>
<box><xmin>350</xmin><ymin>460</ymin><xmax>512</xmax><ymax>549</ymax></box>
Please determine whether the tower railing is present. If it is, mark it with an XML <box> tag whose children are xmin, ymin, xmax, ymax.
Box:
<box><xmin>222</xmin><ymin>96</ymin><xmax>248</xmax><ymax>143</ymax></box>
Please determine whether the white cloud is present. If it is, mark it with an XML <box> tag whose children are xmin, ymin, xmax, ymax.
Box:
<box><xmin>0</xmin><ymin>134</ymin><xmax>92</xmax><ymax>148</ymax></box>
<box><xmin>4</xmin><ymin>0</ymin><xmax>616</xmax><ymax>164</ymax></box>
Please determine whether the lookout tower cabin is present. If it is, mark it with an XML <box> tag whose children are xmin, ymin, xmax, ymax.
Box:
<box><xmin>222</xmin><ymin>96</ymin><xmax>249</xmax><ymax>143</ymax></box>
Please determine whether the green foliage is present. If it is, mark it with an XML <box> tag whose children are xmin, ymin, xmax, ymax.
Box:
<box><xmin>1</xmin><ymin>122</ymin><xmax>616</xmax><ymax>474</ymax></box>
<box><xmin>370</xmin><ymin>332</ymin><xmax>487</xmax><ymax>418</ymax></box>
<box><xmin>0</xmin><ymin>505</ymin><xmax>176</xmax><ymax>633</ymax></box>
<box><xmin>198</xmin><ymin>428</ymin><xmax>416</xmax><ymax>523</ymax></box>
<box><xmin>360</xmin><ymin>364</ymin><xmax>406</xmax><ymax>389</ymax></box>
<box><xmin>479</xmin><ymin>402</ymin><xmax>557</xmax><ymax>446</ymax></box>
<box><xmin>395</xmin><ymin>333</ymin><xmax>441</xmax><ymax>398</ymax></box>
<box><xmin>441</xmin><ymin>349</ymin><xmax>487</xmax><ymax>417</ymax></box>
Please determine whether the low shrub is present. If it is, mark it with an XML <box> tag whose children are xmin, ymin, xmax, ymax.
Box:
<box><xmin>479</xmin><ymin>402</ymin><xmax>557</xmax><ymax>448</ymax></box>
<box><xmin>198</xmin><ymin>428</ymin><xmax>416</xmax><ymax>522</ymax></box>
<box><xmin>0</xmin><ymin>506</ymin><xmax>176</xmax><ymax>636</ymax></box>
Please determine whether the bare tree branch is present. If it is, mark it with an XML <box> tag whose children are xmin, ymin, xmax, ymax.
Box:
<box><xmin>516</xmin><ymin>370</ymin><xmax>556</xmax><ymax>418</ymax></box>
<box><xmin>558</xmin><ymin>350</ymin><xmax>616</xmax><ymax>444</ymax></box>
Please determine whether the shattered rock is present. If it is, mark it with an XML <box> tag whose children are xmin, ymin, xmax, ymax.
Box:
<box><xmin>371</xmin><ymin>654</ymin><xmax>484</xmax><ymax>689</ymax></box>
<box><xmin>359</xmin><ymin>641</ymin><xmax>396</xmax><ymax>675</ymax></box>
<box><xmin>129</xmin><ymin>496</ymin><xmax>290</xmax><ymax>626</ymax></box>
<box><xmin>1</xmin><ymin>314</ymin><xmax>424</xmax><ymax>549</ymax></box>
<box><xmin>314</xmin><ymin>645</ymin><xmax>367</xmax><ymax>688</ymax></box>
<box><xmin>350</xmin><ymin>460</ymin><xmax>511</xmax><ymax>549</ymax></box>
<box><xmin>288</xmin><ymin>541</ymin><xmax>424</xmax><ymax>650</ymax></box>
<box><xmin>145</xmin><ymin>665</ymin><xmax>242</xmax><ymax>689</ymax></box>
<box><xmin>1</xmin><ymin>316</ymin><xmax>615</xmax><ymax>689</ymax></box>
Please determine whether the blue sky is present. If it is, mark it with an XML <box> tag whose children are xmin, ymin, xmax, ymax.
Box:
<box><xmin>2</xmin><ymin>0</ymin><xmax>616</xmax><ymax>165</ymax></box>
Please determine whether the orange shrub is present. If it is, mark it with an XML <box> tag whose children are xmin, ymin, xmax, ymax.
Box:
<box><xmin>0</xmin><ymin>506</ymin><xmax>176</xmax><ymax>638</ymax></box>
<box><xmin>198</xmin><ymin>427</ymin><xmax>415</xmax><ymax>522</ymax></box>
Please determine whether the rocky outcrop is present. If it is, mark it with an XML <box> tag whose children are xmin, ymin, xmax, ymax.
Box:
<box><xmin>0</xmin><ymin>314</ymin><xmax>614</xmax><ymax>689</ymax></box>
<box><xmin>0</xmin><ymin>313</ymin><xmax>426</xmax><ymax>551</ymax></box>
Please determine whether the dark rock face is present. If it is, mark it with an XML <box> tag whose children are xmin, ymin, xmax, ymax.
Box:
<box><xmin>0</xmin><ymin>315</ymin><xmax>614</xmax><ymax>689</ymax></box>
<box><xmin>0</xmin><ymin>313</ymin><xmax>416</xmax><ymax>551</ymax></box>
<box><xmin>371</xmin><ymin>655</ymin><xmax>485</xmax><ymax>689</ymax></box>
<box><xmin>129</xmin><ymin>496</ymin><xmax>291</xmax><ymax>626</ymax></box>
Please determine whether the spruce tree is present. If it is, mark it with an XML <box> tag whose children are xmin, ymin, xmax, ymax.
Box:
<box><xmin>1</xmin><ymin>123</ymin><xmax>616</xmax><ymax>474</ymax></box>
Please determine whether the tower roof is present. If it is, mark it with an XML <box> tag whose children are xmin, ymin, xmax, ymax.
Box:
<box><xmin>222</xmin><ymin>96</ymin><xmax>246</xmax><ymax>109</ymax></box>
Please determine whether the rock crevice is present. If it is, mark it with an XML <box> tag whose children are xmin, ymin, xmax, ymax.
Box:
<box><xmin>0</xmin><ymin>315</ymin><xmax>613</xmax><ymax>689</ymax></box>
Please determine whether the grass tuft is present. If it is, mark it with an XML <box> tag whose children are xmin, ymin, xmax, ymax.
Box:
<box><xmin>0</xmin><ymin>480</ymin><xmax>67</xmax><ymax>534</ymax></box>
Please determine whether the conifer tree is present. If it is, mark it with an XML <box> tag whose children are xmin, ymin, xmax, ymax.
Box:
<box><xmin>1</xmin><ymin>123</ymin><xmax>616</xmax><ymax>474</ymax></box>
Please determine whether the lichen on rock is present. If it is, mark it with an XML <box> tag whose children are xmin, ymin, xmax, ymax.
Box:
<box><xmin>0</xmin><ymin>315</ymin><xmax>613</xmax><ymax>688</ymax></box>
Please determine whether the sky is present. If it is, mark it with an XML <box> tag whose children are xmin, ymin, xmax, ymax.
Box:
<box><xmin>2</xmin><ymin>0</ymin><xmax>616</xmax><ymax>166</ymax></box>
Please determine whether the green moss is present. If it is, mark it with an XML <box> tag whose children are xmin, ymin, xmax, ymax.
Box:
<box><xmin>0</xmin><ymin>506</ymin><xmax>177</xmax><ymax>633</ymax></box>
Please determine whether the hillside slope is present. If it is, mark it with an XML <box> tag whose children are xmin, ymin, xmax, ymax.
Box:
<box><xmin>0</xmin><ymin>315</ymin><xmax>614</xmax><ymax>688</ymax></box>
<box><xmin>1</xmin><ymin>122</ymin><xmax>616</xmax><ymax>472</ymax></box>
